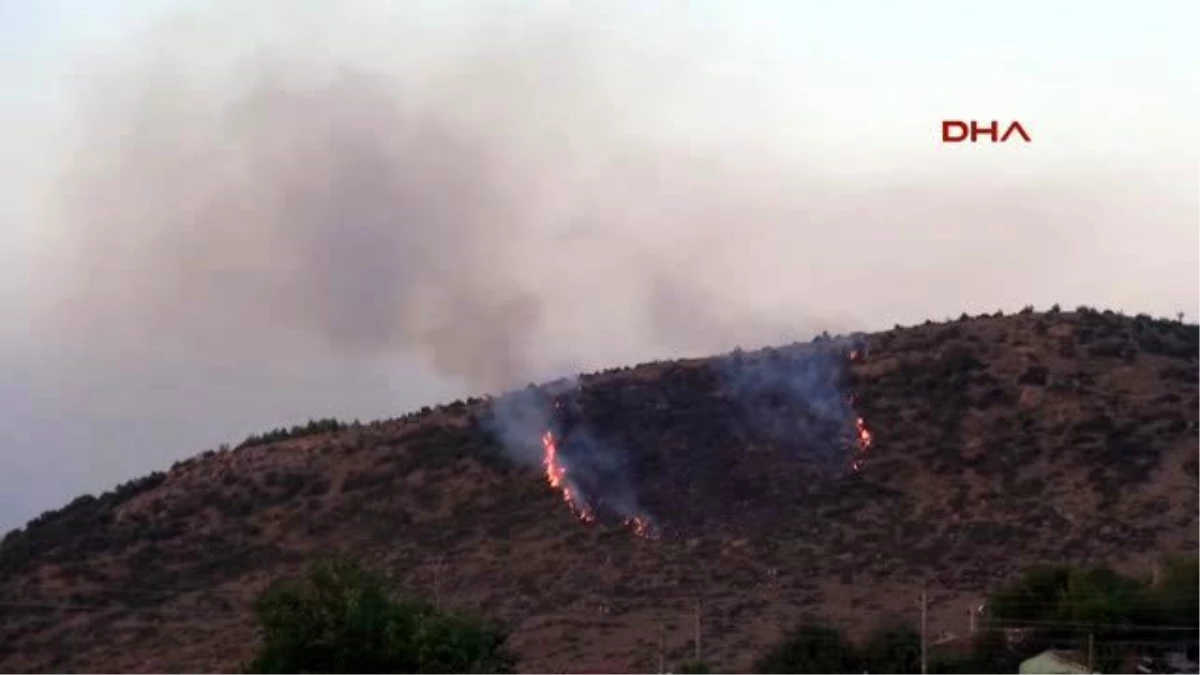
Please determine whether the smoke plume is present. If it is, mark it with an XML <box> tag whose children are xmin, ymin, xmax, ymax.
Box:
<box><xmin>482</xmin><ymin>376</ymin><xmax>651</xmax><ymax>528</ymax></box>
<box><xmin>38</xmin><ymin>6</ymin><xmax>827</xmax><ymax>394</ymax></box>
<box><xmin>34</xmin><ymin>2</ymin><xmax>1194</xmax><ymax>401</ymax></box>
<box><xmin>713</xmin><ymin>336</ymin><xmax>864</xmax><ymax>470</ymax></box>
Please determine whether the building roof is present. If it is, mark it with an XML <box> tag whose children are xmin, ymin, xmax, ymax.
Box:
<box><xmin>1020</xmin><ymin>649</ymin><xmax>1092</xmax><ymax>674</ymax></box>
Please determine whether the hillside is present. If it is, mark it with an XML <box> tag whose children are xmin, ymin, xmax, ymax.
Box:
<box><xmin>1</xmin><ymin>307</ymin><xmax>1197</xmax><ymax>673</ymax></box>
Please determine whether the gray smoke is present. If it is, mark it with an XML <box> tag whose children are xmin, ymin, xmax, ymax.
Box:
<box><xmin>483</xmin><ymin>377</ymin><xmax>650</xmax><ymax>523</ymax></box>
<box><xmin>41</xmin><ymin>7</ymin><xmax>849</xmax><ymax>395</ymax></box>
<box><xmin>713</xmin><ymin>336</ymin><xmax>865</xmax><ymax>473</ymax></box>
<box><xmin>35</xmin><ymin>3</ymin><xmax>1186</xmax><ymax>400</ymax></box>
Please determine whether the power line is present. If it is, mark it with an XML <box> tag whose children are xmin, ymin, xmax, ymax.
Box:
<box><xmin>984</xmin><ymin>619</ymin><xmax>1198</xmax><ymax>631</ymax></box>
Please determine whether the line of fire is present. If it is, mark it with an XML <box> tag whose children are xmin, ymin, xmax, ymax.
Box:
<box><xmin>536</xmin><ymin>345</ymin><xmax>874</xmax><ymax>539</ymax></box>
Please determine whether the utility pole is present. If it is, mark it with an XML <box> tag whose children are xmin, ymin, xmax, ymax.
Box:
<box><xmin>694</xmin><ymin>599</ymin><xmax>703</xmax><ymax>663</ymax></box>
<box><xmin>1087</xmin><ymin>633</ymin><xmax>1094</xmax><ymax>671</ymax></box>
<box><xmin>603</xmin><ymin>553</ymin><xmax>614</xmax><ymax>615</ymax></box>
<box><xmin>432</xmin><ymin>556</ymin><xmax>445</xmax><ymax>610</ymax></box>
<box><xmin>920</xmin><ymin>590</ymin><xmax>929</xmax><ymax>675</ymax></box>
<box><xmin>658</xmin><ymin>620</ymin><xmax>665</xmax><ymax>674</ymax></box>
<box><xmin>968</xmin><ymin>603</ymin><xmax>977</xmax><ymax>634</ymax></box>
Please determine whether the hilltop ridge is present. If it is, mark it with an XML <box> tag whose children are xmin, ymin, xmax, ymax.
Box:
<box><xmin>1</xmin><ymin>307</ymin><xmax>1196</xmax><ymax>672</ymax></box>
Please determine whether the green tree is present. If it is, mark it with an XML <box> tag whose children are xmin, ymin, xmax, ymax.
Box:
<box><xmin>986</xmin><ymin>563</ymin><xmax>1074</xmax><ymax>623</ymax></box>
<box><xmin>860</xmin><ymin>620</ymin><xmax>921</xmax><ymax>674</ymax></box>
<box><xmin>984</xmin><ymin>557</ymin><xmax>1200</xmax><ymax>672</ymax></box>
<box><xmin>754</xmin><ymin>621</ymin><xmax>858</xmax><ymax>674</ymax></box>
<box><xmin>245</xmin><ymin>557</ymin><xmax>515</xmax><ymax>674</ymax></box>
<box><xmin>1056</xmin><ymin>566</ymin><xmax>1144</xmax><ymax>627</ymax></box>
<box><xmin>678</xmin><ymin>659</ymin><xmax>714</xmax><ymax>673</ymax></box>
<box><xmin>987</xmin><ymin>562</ymin><xmax>1155</xmax><ymax>630</ymax></box>
<box><xmin>1147</xmin><ymin>555</ymin><xmax>1199</xmax><ymax>627</ymax></box>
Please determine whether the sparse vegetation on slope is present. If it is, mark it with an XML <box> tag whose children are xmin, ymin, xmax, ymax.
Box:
<box><xmin>0</xmin><ymin>308</ymin><xmax>1195</xmax><ymax>672</ymax></box>
<box><xmin>236</xmin><ymin>418</ymin><xmax>349</xmax><ymax>450</ymax></box>
<box><xmin>245</xmin><ymin>557</ymin><xmax>515</xmax><ymax>674</ymax></box>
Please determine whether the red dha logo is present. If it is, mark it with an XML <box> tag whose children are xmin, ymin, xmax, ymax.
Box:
<box><xmin>942</xmin><ymin>120</ymin><xmax>1031</xmax><ymax>143</ymax></box>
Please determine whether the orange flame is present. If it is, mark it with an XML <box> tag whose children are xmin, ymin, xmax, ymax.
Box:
<box><xmin>851</xmin><ymin>416</ymin><xmax>873</xmax><ymax>471</ymax></box>
<box><xmin>541</xmin><ymin>430</ymin><xmax>594</xmax><ymax>522</ymax></box>
<box><xmin>540</xmin><ymin>429</ymin><xmax>657</xmax><ymax>537</ymax></box>
<box><xmin>855</xmin><ymin>416</ymin><xmax>872</xmax><ymax>449</ymax></box>
<box><xmin>624</xmin><ymin>514</ymin><xmax>654</xmax><ymax>539</ymax></box>
<box><xmin>848</xmin><ymin>349</ymin><xmax>872</xmax><ymax>472</ymax></box>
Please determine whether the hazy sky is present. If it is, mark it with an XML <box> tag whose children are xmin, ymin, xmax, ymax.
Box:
<box><xmin>2</xmin><ymin>0</ymin><xmax>1197</xmax><ymax>532</ymax></box>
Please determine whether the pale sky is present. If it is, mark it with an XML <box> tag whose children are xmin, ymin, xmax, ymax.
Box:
<box><xmin>1</xmin><ymin>0</ymin><xmax>1197</xmax><ymax>531</ymax></box>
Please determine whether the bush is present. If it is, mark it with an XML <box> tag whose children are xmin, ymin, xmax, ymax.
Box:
<box><xmin>678</xmin><ymin>659</ymin><xmax>713</xmax><ymax>673</ymax></box>
<box><xmin>245</xmin><ymin>557</ymin><xmax>516</xmax><ymax>673</ymax></box>
<box><xmin>860</xmin><ymin>621</ymin><xmax>922</xmax><ymax>674</ymax></box>
<box><xmin>236</xmin><ymin>418</ymin><xmax>347</xmax><ymax>450</ymax></box>
<box><xmin>983</xmin><ymin>557</ymin><xmax>1199</xmax><ymax>671</ymax></box>
<box><xmin>754</xmin><ymin>621</ymin><xmax>858</xmax><ymax>673</ymax></box>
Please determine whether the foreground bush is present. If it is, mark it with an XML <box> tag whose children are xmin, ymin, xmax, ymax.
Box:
<box><xmin>754</xmin><ymin>621</ymin><xmax>860</xmax><ymax>673</ymax></box>
<box><xmin>246</xmin><ymin>557</ymin><xmax>515</xmax><ymax>673</ymax></box>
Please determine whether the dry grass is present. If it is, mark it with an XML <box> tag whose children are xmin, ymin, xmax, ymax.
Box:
<box><xmin>0</xmin><ymin>309</ymin><xmax>1195</xmax><ymax>673</ymax></box>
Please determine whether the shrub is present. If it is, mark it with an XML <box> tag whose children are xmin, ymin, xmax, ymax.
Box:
<box><xmin>236</xmin><ymin>418</ymin><xmax>347</xmax><ymax>450</ymax></box>
<box><xmin>860</xmin><ymin>621</ymin><xmax>922</xmax><ymax>674</ymax></box>
<box><xmin>678</xmin><ymin>659</ymin><xmax>713</xmax><ymax>673</ymax></box>
<box><xmin>754</xmin><ymin>621</ymin><xmax>858</xmax><ymax>673</ymax></box>
<box><xmin>245</xmin><ymin>557</ymin><xmax>516</xmax><ymax>673</ymax></box>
